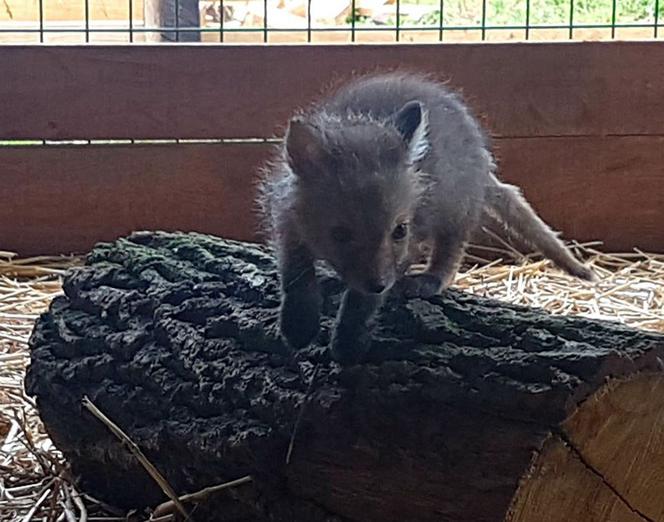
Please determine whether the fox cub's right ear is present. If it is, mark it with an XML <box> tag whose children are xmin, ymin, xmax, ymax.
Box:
<box><xmin>393</xmin><ymin>100</ymin><xmax>430</xmax><ymax>166</ymax></box>
<box><xmin>285</xmin><ymin>116</ymin><xmax>324</xmax><ymax>178</ymax></box>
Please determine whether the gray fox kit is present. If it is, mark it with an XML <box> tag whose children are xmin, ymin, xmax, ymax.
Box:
<box><xmin>258</xmin><ymin>72</ymin><xmax>595</xmax><ymax>364</ymax></box>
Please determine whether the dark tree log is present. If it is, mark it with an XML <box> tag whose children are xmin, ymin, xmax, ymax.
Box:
<box><xmin>26</xmin><ymin>232</ymin><xmax>664</xmax><ymax>522</ymax></box>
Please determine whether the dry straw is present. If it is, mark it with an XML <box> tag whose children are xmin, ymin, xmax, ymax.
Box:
<box><xmin>1</xmin><ymin>243</ymin><xmax>663</xmax><ymax>520</ymax></box>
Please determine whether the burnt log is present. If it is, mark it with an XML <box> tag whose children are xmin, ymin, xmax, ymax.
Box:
<box><xmin>26</xmin><ymin>232</ymin><xmax>664</xmax><ymax>522</ymax></box>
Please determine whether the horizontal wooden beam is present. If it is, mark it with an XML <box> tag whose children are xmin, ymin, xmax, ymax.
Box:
<box><xmin>2</xmin><ymin>135</ymin><xmax>662</xmax><ymax>256</ymax></box>
<box><xmin>0</xmin><ymin>143</ymin><xmax>271</xmax><ymax>255</ymax></box>
<box><xmin>2</xmin><ymin>42</ymin><xmax>664</xmax><ymax>140</ymax></box>
<box><xmin>495</xmin><ymin>136</ymin><xmax>664</xmax><ymax>253</ymax></box>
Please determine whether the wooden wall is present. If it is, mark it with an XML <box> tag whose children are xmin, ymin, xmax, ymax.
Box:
<box><xmin>1</xmin><ymin>42</ymin><xmax>662</xmax><ymax>255</ymax></box>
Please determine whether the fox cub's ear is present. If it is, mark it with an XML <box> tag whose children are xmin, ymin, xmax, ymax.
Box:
<box><xmin>285</xmin><ymin>116</ymin><xmax>325</xmax><ymax>178</ymax></box>
<box><xmin>393</xmin><ymin>100</ymin><xmax>429</xmax><ymax>165</ymax></box>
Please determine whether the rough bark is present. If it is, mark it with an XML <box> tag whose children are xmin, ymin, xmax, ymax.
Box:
<box><xmin>26</xmin><ymin>232</ymin><xmax>664</xmax><ymax>522</ymax></box>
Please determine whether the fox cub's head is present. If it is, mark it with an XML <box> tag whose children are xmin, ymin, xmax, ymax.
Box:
<box><xmin>285</xmin><ymin>101</ymin><xmax>429</xmax><ymax>295</ymax></box>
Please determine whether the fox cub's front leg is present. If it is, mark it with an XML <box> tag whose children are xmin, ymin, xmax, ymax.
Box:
<box><xmin>398</xmin><ymin>231</ymin><xmax>467</xmax><ymax>298</ymax></box>
<box><xmin>331</xmin><ymin>290</ymin><xmax>383</xmax><ymax>365</ymax></box>
<box><xmin>278</xmin><ymin>241</ymin><xmax>321</xmax><ymax>350</ymax></box>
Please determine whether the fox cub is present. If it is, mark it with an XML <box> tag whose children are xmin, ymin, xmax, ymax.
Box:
<box><xmin>258</xmin><ymin>72</ymin><xmax>594</xmax><ymax>364</ymax></box>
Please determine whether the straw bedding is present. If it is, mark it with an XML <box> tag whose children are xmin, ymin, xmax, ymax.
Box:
<box><xmin>1</xmin><ymin>243</ymin><xmax>662</xmax><ymax>521</ymax></box>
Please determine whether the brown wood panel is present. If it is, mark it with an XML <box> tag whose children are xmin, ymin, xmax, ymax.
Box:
<box><xmin>2</xmin><ymin>41</ymin><xmax>664</xmax><ymax>140</ymax></box>
<box><xmin>0</xmin><ymin>135</ymin><xmax>662</xmax><ymax>256</ymax></box>
<box><xmin>0</xmin><ymin>143</ymin><xmax>272</xmax><ymax>255</ymax></box>
<box><xmin>495</xmin><ymin>136</ymin><xmax>664</xmax><ymax>252</ymax></box>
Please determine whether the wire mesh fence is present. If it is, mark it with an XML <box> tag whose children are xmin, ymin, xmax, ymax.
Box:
<box><xmin>0</xmin><ymin>0</ymin><xmax>662</xmax><ymax>44</ymax></box>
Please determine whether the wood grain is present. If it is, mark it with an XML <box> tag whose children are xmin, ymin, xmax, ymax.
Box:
<box><xmin>495</xmin><ymin>136</ymin><xmax>664</xmax><ymax>253</ymax></box>
<box><xmin>562</xmin><ymin>376</ymin><xmax>664</xmax><ymax>521</ymax></box>
<box><xmin>2</xmin><ymin>42</ymin><xmax>664</xmax><ymax>140</ymax></box>
<box><xmin>1</xmin><ymin>135</ymin><xmax>661</xmax><ymax>256</ymax></box>
<box><xmin>0</xmin><ymin>143</ymin><xmax>272</xmax><ymax>255</ymax></box>
<box><xmin>509</xmin><ymin>438</ymin><xmax>646</xmax><ymax>522</ymax></box>
<box><xmin>510</xmin><ymin>375</ymin><xmax>664</xmax><ymax>522</ymax></box>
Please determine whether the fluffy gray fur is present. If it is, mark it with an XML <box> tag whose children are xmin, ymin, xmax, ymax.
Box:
<box><xmin>257</xmin><ymin>72</ymin><xmax>594</xmax><ymax>364</ymax></box>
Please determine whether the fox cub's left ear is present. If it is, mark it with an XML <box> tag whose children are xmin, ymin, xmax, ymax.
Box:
<box><xmin>285</xmin><ymin>116</ymin><xmax>327</xmax><ymax>179</ymax></box>
<box><xmin>393</xmin><ymin>100</ymin><xmax>430</xmax><ymax>165</ymax></box>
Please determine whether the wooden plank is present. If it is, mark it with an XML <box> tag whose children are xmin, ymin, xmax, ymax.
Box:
<box><xmin>1</xmin><ymin>42</ymin><xmax>664</xmax><ymax>140</ymax></box>
<box><xmin>0</xmin><ymin>135</ymin><xmax>662</xmax><ymax>256</ymax></box>
<box><xmin>495</xmin><ymin>136</ymin><xmax>664</xmax><ymax>253</ymax></box>
<box><xmin>0</xmin><ymin>143</ymin><xmax>272</xmax><ymax>255</ymax></box>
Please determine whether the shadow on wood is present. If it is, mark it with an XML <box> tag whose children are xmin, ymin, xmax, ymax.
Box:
<box><xmin>26</xmin><ymin>232</ymin><xmax>664</xmax><ymax>521</ymax></box>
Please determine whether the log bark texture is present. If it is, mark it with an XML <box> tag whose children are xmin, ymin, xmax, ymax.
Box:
<box><xmin>26</xmin><ymin>232</ymin><xmax>664</xmax><ymax>522</ymax></box>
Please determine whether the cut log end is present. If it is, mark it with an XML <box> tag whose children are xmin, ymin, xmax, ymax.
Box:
<box><xmin>511</xmin><ymin>375</ymin><xmax>664</xmax><ymax>522</ymax></box>
<box><xmin>25</xmin><ymin>232</ymin><xmax>664</xmax><ymax>521</ymax></box>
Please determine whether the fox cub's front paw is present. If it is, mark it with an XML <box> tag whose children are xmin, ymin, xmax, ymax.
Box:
<box><xmin>330</xmin><ymin>323</ymin><xmax>371</xmax><ymax>366</ymax></box>
<box><xmin>280</xmin><ymin>292</ymin><xmax>320</xmax><ymax>350</ymax></box>
<box><xmin>395</xmin><ymin>273</ymin><xmax>443</xmax><ymax>299</ymax></box>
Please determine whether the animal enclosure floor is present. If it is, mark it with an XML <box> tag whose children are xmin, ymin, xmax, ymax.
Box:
<box><xmin>1</xmin><ymin>244</ymin><xmax>663</xmax><ymax>521</ymax></box>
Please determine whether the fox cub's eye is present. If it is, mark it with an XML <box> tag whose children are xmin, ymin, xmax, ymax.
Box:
<box><xmin>331</xmin><ymin>226</ymin><xmax>353</xmax><ymax>244</ymax></box>
<box><xmin>391</xmin><ymin>223</ymin><xmax>409</xmax><ymax>241</ymax></box>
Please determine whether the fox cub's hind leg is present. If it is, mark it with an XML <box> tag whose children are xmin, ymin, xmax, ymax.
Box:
<box><xmin>486</xmin><ymin>178</ymin><xmax>596</xmax><ymax>282</ymax></box>
<box><xmin>278</xmin><ymin>240</ymin><xmax>321</xmax><ymax>350</ymax></box>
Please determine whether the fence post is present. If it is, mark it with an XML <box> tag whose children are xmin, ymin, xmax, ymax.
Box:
<box><xmin>144</xmin><ymin>0</ymin><xmax>201</xmax><ymax>42</ymax></box>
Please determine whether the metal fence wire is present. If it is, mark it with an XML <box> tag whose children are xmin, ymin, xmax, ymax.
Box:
<box><xmin>0</xmin><ymin>0</ymin><xmax>661</xmax><ymax>44</ymax></box>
